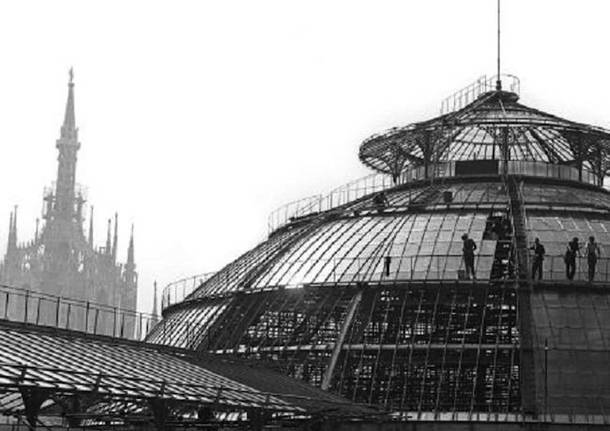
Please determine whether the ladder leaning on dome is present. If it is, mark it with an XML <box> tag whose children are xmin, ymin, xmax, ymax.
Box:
<box><xmin>506</xmin><ymin>175</ymin><xmax>538</xmax><ymax>416</ymax></box>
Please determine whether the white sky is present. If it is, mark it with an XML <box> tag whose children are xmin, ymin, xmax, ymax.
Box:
<box><xmin>0</xmin><ymin>0</ymin><xmax>609</xmax><ymax>315</ymax></box>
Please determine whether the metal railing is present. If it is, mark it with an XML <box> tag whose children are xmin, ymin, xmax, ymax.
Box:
<box><xmin>267</xmin><ymin>160</ymin><xmax>603</xmax><ymax>235</ymax></box>
<box><xmin>159</xmin><ymin>253</ymin><xmax>610</xmax><ymax>311</ymax></box>
<box><xmin>0</xmin><ymin>283</ymin><xmax>158</xmax><ymax>341</ymax></box>
<box><xmin>272</xmin><ymin>254</ymin><xmax>492</xmax><ymax>285</ymax></box>
<box><xmin>532</xmin><ymin>255</ymin><xmax>610</xmax><ymax>283</ymax></box>
<box><xmin>506</xmin><ymin>160</ymin><xmax>600</xmax><ymax>187</ymax></box>
<box><xmin>161</xmin><ymin>272</ymin><xmax>216</xmax><ymax>311</ymax></box>
<box><xmin>160</xmin><ymin>255</ymin><xmax>500</xmax><ymax>303</ymax></box>
<box><xmin>267</xmin><ymin>173</ymin><xmax>395</xmax><ymax>234</ymax></box>
<box><xmin>440</xmin><ymin>74</ymin><xmax>521</xmax><ymax>115</ymax></box>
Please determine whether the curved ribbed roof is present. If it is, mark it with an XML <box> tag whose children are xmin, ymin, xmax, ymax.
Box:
<box><xmin>164</xmin><ymin>180</ymin><xmax>610</xmax><ymax>302</ymax></box>
<box><xmin>359</xmin><ymin>90</ymin><xmax>610</xmax><ymax>178</ymax></box>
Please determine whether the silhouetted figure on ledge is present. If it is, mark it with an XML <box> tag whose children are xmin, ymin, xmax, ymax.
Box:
<box><xmin>530</xmin><ymin>238</ymin><xmax>545</xmax><ymax>281</ymax></box>
<box><xmin>462</xmin><ymin>233</ymin><xmax>477</xmax><ymax>280</ymax></box>
<box><xmin>564</xmin><ymin>237</ymin><xmax>580</xmax><ymax>281</ymax></box>
<box><xmin>586</xmin><ymin>236</ymin><xmax>601</xmax><ymax>283</ymax></box>
<box><xmin>383</xmin><ymin>256</ymin><xmax>391</xmax><ymax>277</ymax></box>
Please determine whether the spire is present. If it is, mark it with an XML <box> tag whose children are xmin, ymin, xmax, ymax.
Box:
<box><xmin>11</xmin><ymin>206</ymin><xmax>18</xmax><ymax>248</ymax></box>
<box><xmin>88</xmin><ymin>206</ymin><xmax>94</xmax><ymax>246</ymax></box>
<box><xmin>61</xmin><ymin>67</ymin><xmax>77</xmax><ymax>139</ymax></box>
<box><xmin>112</xmin><ymin>212</ymin><xmax>118</xmax><ymax>262</ymax></box>
<box><xmin>54</xmin><ymin>68</ymin><xmax>81</xmax><ymax>219</ymax></box>
<box><xmin>6</xmin><ymin>211</ymin><xmax>14</xmax><ymax>253</ymax></box>
<box><xmin>127</xmin><ymin>224</ymin><xmax>135</xmax><ymax>267</ymax></box>
<box><xmin>35</xmin><ymin>218</ymin><xmax>40</xmax><ymax>242</ymax></box>
<box><xmin>8</xmin><ymin>211</ymin><xmax>13</xmax><ymax>238</ymax></box>
<box><xmin>105</xmin><ymin>218</ymin><xmax>112</xmax><ymax>255</ymax></box>
<box><xmin>124</xmin><ymin>224</ymin><xmax>136</xmax><ymax>286</ymax></box>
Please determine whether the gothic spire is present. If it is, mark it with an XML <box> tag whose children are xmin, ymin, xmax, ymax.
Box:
<box><xmin>7</xmin><ymin>211</ymin><xmax>14</xmax><ymax>253</ymax></box>
<box><xmin>112</xmin><ymin>212</ymin><xmax>118</xmax><ymax>262</ymax></box>
<box><xmin>8</xmin><ymin>211</ymin><xmax>13</xmax><ymax>237</ymax></box>
<box><xmin>11</xmin><ymin>206</ymin><xmax>18</xmax><ymax>248</ymax></box>
<box><xmin>54</xmin><ymin>68</ymin><xmax>81</xmax><ymax>219</ymax></box>
<box><xmin>127</xmin><ymin>224</ymin><xmax>135</xmax><ymax>268</ymax></box>
<box><xmin>124</xmin><ymin>224</ymin><xmax>136</xmax><ymax>286</ymax></box>
<box><xmin>105</xmin><ymin>218</ymin><xmax>112</xmax><ymax>255</ymax></box>
<box><xmin>61</xmin><ymin>67</ymin><xmax>77</xmax><ymax>139</ymax></box>
<box><xmin>35</xmin><ymin>218</ymin><xmax>40</xmax><ymax>242</ymax></box>
<box><xmin>88</xmin><ymin>206</ymin><xmax>94</xmax><ymax>246</ymax></box>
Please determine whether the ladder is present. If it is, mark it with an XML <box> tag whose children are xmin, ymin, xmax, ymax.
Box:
<box><xmin>506</xmin><ymin>177</ymin><xmax>539</xmax><ymax>417</ymax></box>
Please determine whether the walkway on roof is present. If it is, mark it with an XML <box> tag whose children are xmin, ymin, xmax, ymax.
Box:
<box><xmin>0</xmin><ymin>319</ymin><xmax>375</xmax><ymax>429</ymax></box>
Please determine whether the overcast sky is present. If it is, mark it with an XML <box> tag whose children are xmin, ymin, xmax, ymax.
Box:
<box><xmin>0</xmin><ymin>0</ymin><xmax>609</xmax><ymax>315</ymax></box>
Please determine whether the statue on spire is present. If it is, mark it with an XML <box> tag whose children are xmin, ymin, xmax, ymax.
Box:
<box><xmin>69</xmin><ymin>67</ymin><xmax>74</xmax><ymax>85</ymax></box>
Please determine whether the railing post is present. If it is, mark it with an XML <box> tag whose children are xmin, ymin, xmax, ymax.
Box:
<box><xmin>4</xmin><ymin>291</ymin><xmax>9</xmax><ymax>319</ymax></box>
<box><xmin>24</xmin><ymin>290</ymin><xmax>29</xmax><ymax>323</ymax></box>
<box><xmin>85</xmin><ymin>301</ymin><xmax>90</xmax><ymax>333</ymax></box>
<box><xmin>55</xmin><ymin>297</ymin><xmax>61</xmax><ymax>328</ymax></box>
<box><xmin>35</xmin><ymin>298</ymin><xmax>41</xmax><ymax>325</ymax></box>
<box><xmin>94</xmin><ymin>309</ymin><xmax>99</xmax><ymax>335</ymax></box>
<box><xmin>113</xmin><ymin>307</ymin><xmax>117</xmax><ymax>337</ymax></box>
<box><xmin>66</xmin><ymin>303</ymin><xmax>71</xmax><ymax>329</ymax></box>
<box><xmin>120</xmin><ymin>312</ymin><xmax>125</xmax><ymax>338</ymax></box>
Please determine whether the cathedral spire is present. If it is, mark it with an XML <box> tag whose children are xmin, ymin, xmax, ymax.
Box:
<box><xmin>55</xmin><ymin>68</ymin><xmax>81</xmax><ymax>219</ymax></box>
<box><xmin>7</xmin><ymin>211</ymin><xmax>14</xmax><ymax>252</ymax></box>
<box><xmin>123</xmin><ymin>224</ymin><xmax>136</xmax><ymax>286</ymax></box>
<box><xmin>112</xmin><ymin>213</ymin><xmax>118</xmax><ymax>262</ymax></box>
<box><xmin>62</xmin><ymin>67</ymin><xmax>76</xmax><ymax>138</ymax></box>
<box><xmin>127</xmin><ymin>224</ymin><xmax>135</xmax><ymax>268</ymax></box>
<box><xmin>88</xmin><ymin>206</ymin><xmax>94</xmax><ymax>246</ymax></box>
<box><xmin>105</xmin><ymin>218</ymin><xmax>112</xmax><ymax>255</ymax></box>
<box><xmin>11</xmin><ymin>206</ymin><xmax>18</xmax><ymax>248</ymax></box>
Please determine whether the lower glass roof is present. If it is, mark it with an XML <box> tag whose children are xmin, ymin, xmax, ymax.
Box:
<box><xmin>186</xmin><ymin>180</ymin><xmax>610</xmax><ymax>299</ymax></box>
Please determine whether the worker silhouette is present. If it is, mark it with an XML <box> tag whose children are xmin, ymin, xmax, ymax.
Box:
<box><xmin>586</xmin><ymin>236</ymin><xmax>601</xmax><ymax>282</ymax></box>
<box><xmin>462</xmin><ymin>233</ymin><xmax>477</xmax><ymax>280</ymax></box>
<box><xmin>564</xmin><ymin>237</ymin><xmax>580</xmax><ymax>281</ymax></box>
<box><xmin>383</xmin><ymin>256</ymin><xmax>391</xmax><ymax>277</ymax></box>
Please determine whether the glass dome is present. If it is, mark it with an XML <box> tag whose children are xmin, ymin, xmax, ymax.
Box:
<box><xmin>149</xmin><ymin>76</ymin><xmax>610</xmax><ymax>424</ymax></box>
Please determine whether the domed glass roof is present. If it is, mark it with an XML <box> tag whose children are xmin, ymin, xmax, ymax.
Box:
<box><xmin>359</xmin><ymin>87</ymin><xmax>610</xmax><ymax>181</ymax></box>
<box><xmin>151</xmin><ymin>77</ymin><xmax>610</xmax><ymax>423</ymax></box>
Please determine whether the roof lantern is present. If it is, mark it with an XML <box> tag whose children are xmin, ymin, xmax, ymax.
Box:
<box><xmin>359</xmin><ymin>74</ymin><xmax>610</xmax><ymax>187</ymax></box>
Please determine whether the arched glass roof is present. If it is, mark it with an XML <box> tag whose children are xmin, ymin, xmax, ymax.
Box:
<box><xmin>359</xmin><ymin>90</ymin><xmax>610</xmax><ymax>181</ymax></box>
<box><xmin>169</xmin><ymin>181</ymin><xmax>610</xmax><ymax>301</ymax></box>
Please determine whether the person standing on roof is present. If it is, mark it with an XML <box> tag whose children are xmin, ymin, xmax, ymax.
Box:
<box><xmin>586</xmin><ymin>236</ymin><xmax>601</xmax><ymax>283</ymax></box>
<box><xmin>564</xmin><ymin>237</ymin><xmax>580</xmax><ymax>281</ymax></box>
<box><xmin>530</xmin><ymin>237</ymin><xmax>545</xmax><ymax>281</ymax></box>
<box><xmin>382</xmin><ymin>256</ymin><xmax>392</xmax><ymax>277</ymax></box>
<box><xmin>462</xmin><ymin>233</ymin><xmax>477</xmax><ymax>280</ymax></box>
